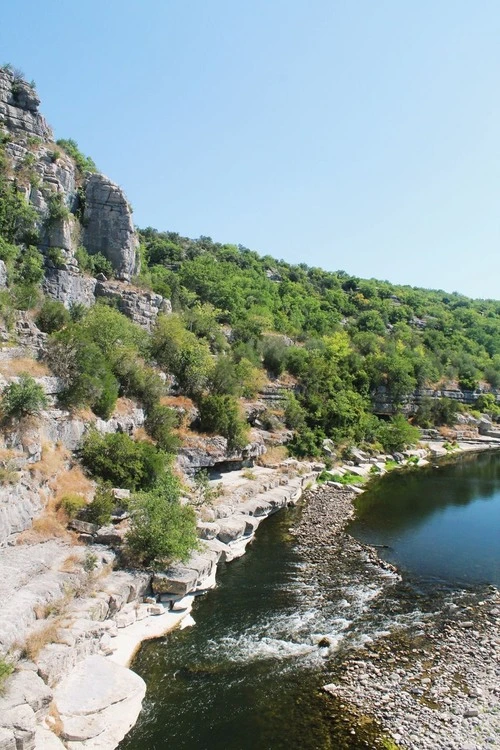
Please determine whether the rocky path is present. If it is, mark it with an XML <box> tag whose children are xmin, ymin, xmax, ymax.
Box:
<box><xmin>294</xmin><ymin>485</ymin><xmax>500</xmax><ymax>750</ymax></box>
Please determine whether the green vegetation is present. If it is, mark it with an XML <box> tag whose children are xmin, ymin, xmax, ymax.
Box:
<box><xmin>59</xmin><ymin>493</ymin><xmax>87</xmax><ymax>519</ymax></box>
<box><xmin>75</xmin><ymin>246</ymin><xmax>114</xmax><ymax>278</ymax></box>
<box><xmin>56</xmin><ymin>139</ymin><xmax>98</xmax><ymax>174</ymax></box>
<box><xmin>1</xmin><ymin>374</ymin><xmax>48</xmax><ymax>420</ymax></box>
<box><xmin>198</xmin><ymin>394</ymin><xmax>249</xmax><ymax>452</ymax></box>
<box><xmin>0</xmin><ymin>656</ymin><xmax>13</xmax><ymax>691</ymax></box>
<box><xmin>83</xmin><ymin>486</ymin><xmax>115</xmax><ymax>526</ymax></box>
<box><xmin>126</xmin><ymin>474</ymin><xmax>198</xmax><ymax>567</ymax></box>
<box><xmin>36</xmin><ymin>298</ymin><xmax>70</xmax><ymax>333</ymax></box>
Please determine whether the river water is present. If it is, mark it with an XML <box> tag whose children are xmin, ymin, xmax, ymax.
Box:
<box><xmin>120</xmin><ymin>451</ymin><xmax>500</xmax><ymax>750</ymax></box>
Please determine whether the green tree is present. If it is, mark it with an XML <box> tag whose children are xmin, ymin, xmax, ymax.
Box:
<box><xmin>1</xmin><ymin>373</ymin><xmax>48</xmax><ymax>420</ymax></box>
<box><xmin>126</xmin><ymin>475</ymin><xmax>198</xmax><ymax>567</ymax></box>
<box><xmin>198</xmin><ymin>394</ymin><xmax>249</xmax><ymax>452</ymax></box>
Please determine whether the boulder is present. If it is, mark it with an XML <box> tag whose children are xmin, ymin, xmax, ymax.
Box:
<box><xmin>152</xmin><ymin>567</ymin><xmax>199</xmax><ymax>597</ymax></box>
<box><xmin>216</xmin><ymin>516</ymin><xmax>247</xmax><ymax>544</ymax></box>
<box><xmin>54</xmin><ymin>655</ymin><xmax>145</xmax><ymax>749</ymax></box>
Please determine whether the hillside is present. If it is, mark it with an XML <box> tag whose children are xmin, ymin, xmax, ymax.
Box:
<box><xmin>0</xmin><ymin>63</ymin><xmax>499</xmax><ymax>749</ymax></box>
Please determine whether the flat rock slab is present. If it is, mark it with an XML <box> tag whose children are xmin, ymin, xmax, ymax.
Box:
<box><xmin>54</xmin><ymin>654</ymin><xmax>145</xmax><ymax>749</ymax></box>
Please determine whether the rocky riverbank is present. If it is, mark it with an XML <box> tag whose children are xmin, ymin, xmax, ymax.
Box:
<box><xmin>294</xmin><ymin>483</ymin><xmax>500</xmax><ymax>750</ymax></box>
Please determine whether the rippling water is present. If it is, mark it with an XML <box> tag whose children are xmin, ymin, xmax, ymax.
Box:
<box><xmin>120</xmin><ymin>451</ymin><xmax>500</xmax><ymax>750</ymax></box>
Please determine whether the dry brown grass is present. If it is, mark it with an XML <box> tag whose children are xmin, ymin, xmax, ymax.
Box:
<box><xmin>0</xmin><ymin>357</ymin><xmax>50</xmax><ymax>377</ymax></box>
<box><xmin>133</xmin><ymin>426</ymin><xmax>154</xmax><ymax>443</ymax></box>
<box><xmin>59</xmin><ymin>553</ymin><xmax>82</xmax><ymax>573</ymax></box>
<box><xmin>52</xmin><ymin>464</ymin><xmax>94</xmax><ymax>504</ymax></box>
<box><xmin>161</xmin><ymin>395</ymin><xmax>195</xmax><ymax>410</ymax></box>
<box><xmin>257</xmin><ymin>445</ymin><xmax>288</xmax><ymax>467</ymax></box>
<box><xmin>46</xmin><ymin>703</ymin><xmax>64</xmax><ymax>738</ymax></box>
<box><xmin>22</xmin><ymin>621</ymin><xmax>61</xmax><ymax>660</ymax></box>
<box><xmin>17</xmin><ymin>513</ymin><xmax>71</xmax><ymax>544</ymax></box>
<box><xmin>29</xmin><ymin>442</ymin><xmax>69</xmax><ymax>483</ymax></box>
<box><xmin>112</xmin><ymin>397</ymin><xmax>137</xmax><ymax>416</ymax></box>
<box><xmin>34</xmin><ymin>596</ymin><xmax>68</xmax><ymax>620</ymax></box>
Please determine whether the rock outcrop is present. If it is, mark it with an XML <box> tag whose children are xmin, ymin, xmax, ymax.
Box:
<box><xmin>0</xmin><ymin>67</ymin><xmax>155</xmax><ymax>315</ymax></box>
<box><xmin>82</xmin><ymin>174</ymin><xmax>139</xmax><ymax>280</ymax></box>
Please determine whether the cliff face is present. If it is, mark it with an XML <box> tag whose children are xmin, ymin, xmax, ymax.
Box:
<box><xmin>0</xmin><ymin>67</ymin><xmax>157</xmax><ymax>323</ymax></box>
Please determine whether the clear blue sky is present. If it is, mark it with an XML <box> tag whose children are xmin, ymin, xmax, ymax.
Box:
<box><xmin>1</xmin><ymin>1</ymin><xmax>499</xmax><ymax>298</ymax></box>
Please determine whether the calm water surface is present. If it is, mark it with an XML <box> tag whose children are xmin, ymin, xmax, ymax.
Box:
<box><xmin>120</xmin><ymin>451</ymin><xmax>500</xmax><ymax>750</ymax></box>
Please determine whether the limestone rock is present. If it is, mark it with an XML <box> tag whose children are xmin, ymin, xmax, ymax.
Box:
<box><xmin>95</xmin><ymin>279</ymin><xmax>171</xmax><ymax>330</ymax></box>
<box><xmin>0</xmin><ymin>69</ymin><xmax>51</xmax><ymax>139</ymax></box>
<box><xmin>54</xmin><ymin>655</ymin><xmax>146</xmax><ymax>749</ymax></box>
<box><xmin>0</xmin><ymin>727</ymin><xmax>16</xmax><ymax>750</ymax></box>
<box><xmin>42</xmin><ymin>269</ymin><xmax>97</xmax><ymax>309</ymax></box>
<box><xmin>0</xmin><ymin>261</ymin><xmax>7</xmax><ymax>289</ymax></box>
<box><xmin>152</xmin><ymin>567</ymin><xmax>199</xmax><ymax>597</ymax></box>
<box><xmin>82</xmin><ymin>174</ymin><xmax>139</xmax><ymax>280</ymax></box>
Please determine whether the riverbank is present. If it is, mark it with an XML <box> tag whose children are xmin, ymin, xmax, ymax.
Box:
<box><xmin>294</xmin><ymin>481</ymin><xmax>500</xmax><ymax>750</ymax></box>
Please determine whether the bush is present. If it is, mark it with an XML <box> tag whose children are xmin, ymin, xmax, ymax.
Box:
<box><xmin>377</xmin><ymin>414</ymin><xmax>420</xmax><ymax>453</ymax></box>
<box><xmin>261</xmin><ymin>336</ymin><xmax>288</xmax><ymax>377</ymax></box>
<box><xmin>0</xmin><ymin>656</ymin><xmax>13</xmax><ymax>691</ymax></box>
<box><xmin>47</xmin><ymin>330</ymin><xmax>119</xmax><ymax>419</ymax></box>
<box><xmin>152</xmin><ymin>314</ymin><xmax>213</xmax><ymax>396</ymax></box>
<box><xmin>36</xmin><ymin>299</ymin><xmax>70</xmax><ymax>333</ymax></box>
<box><xmin>144</xmin><ymin>404</ymin><xmax>180</xmax><ymax>452</ymax></box>
<box><xmin>126</xmin><ymin>476</ymin><xmax>198</xmax><ymax>568</ymax></box>
<box><xmin>45</xmin><ymin>192</ymin><xmax>70</xmax><ymax>225</ymax></box>
<box><xmin>198</xmin><ymin>394</ymin><xmax>248</xmax><ymax>452</ymax></box>
<box><xmin>1</xmin><ymin>374</ymin><xmax>47</xmax><ymax>420</ymax></box>
<box><xmin>56</xmin><ymin>139</ymin><xmax>98</xmax><ymax>174</ymax></box>
<box><xmin>80</xmin><ymin>429</ymin><xmax>167</xmax><ymax>491</ymax></box>
<box><xmin>75</xmin><ymin>246</ymin><xmax>114</xmax><ymax>278</ymax></box>
<box><xmin>59</xmin><ymin>493</ymin><xmax>87</xmax><ymax>519</ymax></box>
<box><xmin>83</xmin><ymin>486</ymin><xmax>115</xmax><ymax>526</ymax></box>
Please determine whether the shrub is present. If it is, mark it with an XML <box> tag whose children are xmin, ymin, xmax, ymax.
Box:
<box><xmin>0</xmin><ymin>657</ymin><xmax>14</xmax><ymax>691</ymax></box>
<box><xmin>126</xmin><ymin>475</ymin><xmax>198</xmax><ymax>568</ymax></box>
<box><xmin>45</xmin><ymin>247</ymin><xmax>65</xmax><ymax>268</ymax></box>
<box><xmin>377</xmin><ymin>414</ymin><xmax>420</xmax><ymax>453</ymax></box>
<box><xmin>59</xmin><ymin>493</ymin><xmax>87</xmax><ymax>519</ymax></box>
<box><xmin>47</xmin><ymin>331</ymin><xmax>119</xmax><ymax>419</ymax></box>
<box><xmin>83</xmin><ymin>486</ymin><xmax>115</xmax><ymax>526</ymax></box>
<box><xmin>198</xmin><ymin>394</ymin><xmax>248</xmax><ymax>452</ymax></box>
<box><xmin>1</xmin><ymin>374</ymin><xmax>48</xmax><ymax>420</ymax></box>
<box><xmin>36</xmin><ymin>299</ymin><xmax>70</xmax><ymax>333</ymax></box>
<box><xmin>45</xmin><ymin>192</ymin><xmax>70</xmax><ymax>225</ymax></box>
<box><xmin>152</xmin><ymin>314</ymin><xmax>213</xmax><ymax>396</ymax></box>
<box><xmin>80</xmin><ymin>430</ymin><xmax>167</xmax><ymax>491</ymax></box>
<box><xmin>144</xmin><ymin>404</ymin><xmax>180</xmax><ymax>452</ymax></box>
<box><xmin>75</xmin><ymin>246</ymin><xmax>114</xmax><ymax>278</ymax></box>
<box><xmin>261</xmin><ymin>336</ymin><xmax>288</xmax><ymax>377</ymax></box>
<box><xmin>56</xmin><ymin>139</ymin><xmax>98</xmax><ymax>174</ymax></box>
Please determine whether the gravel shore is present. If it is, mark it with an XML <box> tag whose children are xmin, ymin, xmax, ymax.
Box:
<box><xmin>294</xmin><ymin>485</ymin><xmax>500</xmax><ymax>750</ymax></box>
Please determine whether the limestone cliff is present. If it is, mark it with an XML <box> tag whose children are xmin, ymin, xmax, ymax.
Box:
<box><xmin>0</xmin><ymin>66</ymin><xmax>166</xmax><ymax>327</ymax></box>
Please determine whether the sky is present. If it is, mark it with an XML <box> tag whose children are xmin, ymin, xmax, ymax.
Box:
<box><xmin>1</xmin><ymin>1</ymin><xmax>499</xmax><ymax>298</ymax></box>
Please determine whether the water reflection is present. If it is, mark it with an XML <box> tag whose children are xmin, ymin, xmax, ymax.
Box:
<box><xmin>349</xmin><ymin>451</ymin><xmax>500</xmax><ymax>586</ymax></box>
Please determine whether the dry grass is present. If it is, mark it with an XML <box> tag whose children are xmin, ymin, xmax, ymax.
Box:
<box><xmin>17</xmin><ymin>513</ymin><xmax>71</xmax><ymax>544</ymax></box>
<box><xmin>59</xmin><ymin>553</ymin><xmax>82</xmax><ymax>573</ymax></box>
<box><xmin>112</xmin><ymin>397</ymin><xmax>137</xmax><ymax>416</ymax></box>
<box><xmin>22</xmin><ymin>621</ymin><xmax>61</xmax><ymax>660</ymax></box>
<box><xmin>52</xmin><ymin>464</ymin><xmax>94</xmax><ymax>504</ymax></box>
<box><xmin>46</xmin><ymin>703</ymin><xmax>64</xmax><ymax>738</ymax></box>
<box><xmin>257</xmin><ymin>445</ymin><xmax>288</xmax><ymax>467</ymax></box>
<box><xmin>34</xmin><ymin>596</ymin><xmax>68</xmax><ymax>620</ymax></box>
<box><xmin>133</xmin><ymin>426</ymin><xmax>154</xmax><ymax>443</ymax></box>
<box><xmin>0</xmin><ymin>357</ymin><xmax>50</xmax><ymax>377</ymax></box>
<box><xmin>160</xmin><ymin>395</ymin><xmax>195</xmax><ymax>410</ymax></box>
<box><xmin>29</xmin><ymin>442</ymin><xmax>69</xmax><ymax>483</ymax></box>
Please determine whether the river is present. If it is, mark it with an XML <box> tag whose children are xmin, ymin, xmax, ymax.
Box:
<box><xmin>120</xmin><ymin>451</ymin><xmax>500</xmax><ymax>749</ymax></box>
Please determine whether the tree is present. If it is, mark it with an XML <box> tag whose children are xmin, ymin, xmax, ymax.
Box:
<box><xmin>126</xmin><ymin>475</ymin><xmax>198</xmax><ymax>568</ymax></box>
<box><xmin>80</xmin><ymin>430</ymin><xmax>167</xmax><ymax>491</ymax></box>
<box><xmin>377</xmin><ymin>414</ymin><xmax>420</xmax><ymax>453</ymax></box>
<box><xmin>1</xmin><ymin>373</ymin><xmax>47</xmax><ymax>420</ymax></box>
<box><xmin>198</xmin><ymin>394</ymin><xmax>249</xmax><ymax>452</ymax></box>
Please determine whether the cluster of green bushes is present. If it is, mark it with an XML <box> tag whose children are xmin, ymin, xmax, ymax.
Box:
<box><xmin>77</xmin><ymin>430</ymin><xmax>197</xmax><ymax>567</ymax></box>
